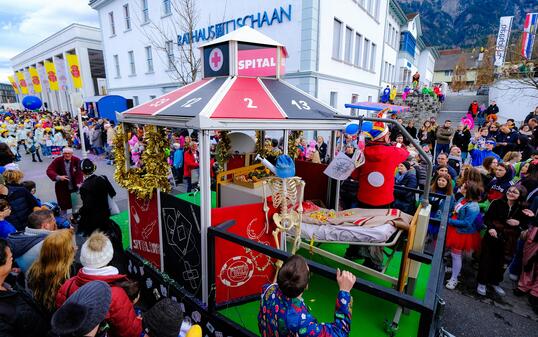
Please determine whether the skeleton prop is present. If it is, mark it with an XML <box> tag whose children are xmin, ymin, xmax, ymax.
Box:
<box><xmin>257</xmin><ymin>155</ymin><xmax>306</xmax><ymax>271</ymax></box>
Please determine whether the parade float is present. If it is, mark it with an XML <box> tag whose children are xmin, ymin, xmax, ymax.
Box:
<box><xmin>114</xmin><ymin>26</ymin><xmax>449</xmax><ymax>337</ymax></box>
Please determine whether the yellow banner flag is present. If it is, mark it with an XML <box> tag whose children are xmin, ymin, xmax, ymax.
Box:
<box><xmin>16</xmin><ymin>71</ymin><xmax>28</xmax><ymax>94</ymax></box>
<box><xmin>7</xmin><ymin>76</ymin><xmax>19</xmax><ymax>94</ymax></box>
<box><xmin>28</xmin><ymin>67</ymin><xmax>42</xmax><ymax>93</ymax></box>
<box><xmin>66</xmin><ymin>54</ymin><xmax>83</xmax><ymax>89</ymax></box>
<box><xmin>44</xmin><ymin>60</ymin><xmax>59</xmax><ymax>91</ymax></box>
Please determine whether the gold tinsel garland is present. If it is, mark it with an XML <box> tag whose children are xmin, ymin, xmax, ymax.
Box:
<box><xmin>288</xmin><ymin>130</ymin><xmax>303</xmax><ymax>159</ymax></box>
<box><xmin>113</xmin><ymin>124</ymin><xmax>171</xmax><ymax>200</ymax></box>
<box><xmin>215</xmin><ymin>130</ymin><xmax>232</xmax><ymax>172</ymax></box>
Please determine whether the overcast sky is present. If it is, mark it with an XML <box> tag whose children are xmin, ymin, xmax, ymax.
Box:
<box><xmin>0</xmin><ymin>0</ymin><xmax>99</xmax><ymax>84</ymax></box>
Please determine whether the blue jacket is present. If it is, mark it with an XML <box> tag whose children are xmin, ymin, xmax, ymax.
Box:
<box><xmin>0</xmin><ymin>220</ymin><xmax>16</xmax><ymax>239</ymax></box>
<box><xmin>469</xmin><ymin>148</ymin><xmax>500</xmax><ymax>167</ymax></box>
<box><xmin>393</xmin><ymin>169</ymin><xmax>418</xmax><ymax>215</ymax></box>
<box><xmin>6</xmin><ymin>184</ymin><xmax>38</xmax><ymax>231</ymax></box>
<box><xmin>258</xmin><ymin>283</ymin><xmax>352</xmax><ymax>337</ymax></box>
<box><xmin>448</xmin><ymin>198</ymin><xmax>480</xmax><ymax>234</ymax></box>
<box><xmin>173</xmin><ymin>148</ymin><xmax>184</xmax><ymax>168</ymax></box>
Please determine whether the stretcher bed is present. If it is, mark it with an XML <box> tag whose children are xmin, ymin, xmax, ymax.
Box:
<box><xmin>285</xmin><ymin>206</ymin><xmax>419</xmax><ymax>288</ymax></box>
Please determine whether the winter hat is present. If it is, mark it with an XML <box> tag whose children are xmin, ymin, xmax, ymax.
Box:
<box><xmin>81</xmin><ymin>158</ymin><xmax>96</xmax><ymax>175</ymax></box>
<box><xmin>486</xmin><ymin>139</ymin><xmax>496</xmax><ymax>146</ymax></box>
<box><xmin>401</xmin><ymin>161</ymin><xmax>412</xmax><ymax>170</ymax></box>
<box><xmin>51</xmin><ymin>281</ymin><xmax>112</xmax><ymax>337</ymax></box>
<box><xmin>80</xmin><ymin>232</ymin><xmax>114</xmax><ymax>269</ymax></box>
<box><xmin>275</xmin><ymin>155</ymin><xmax>295</xmax><ymax>178</ymax></box>
<box><xmin>143</xmin><ymin>298</ymin><xmax>184</xmax><ymax>337</ymax></box>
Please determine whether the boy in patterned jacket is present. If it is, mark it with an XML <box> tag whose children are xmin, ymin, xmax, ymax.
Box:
<box><xmin>258</xmin><ymin>255</ymin><xmax>356</xmax><ymax>337</ymax></box>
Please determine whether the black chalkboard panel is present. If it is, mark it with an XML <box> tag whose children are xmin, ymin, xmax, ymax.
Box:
<box><xmin>160</xmin><ymin>192</ymin><xmax>202</xmax><ymax>299</ymax></box>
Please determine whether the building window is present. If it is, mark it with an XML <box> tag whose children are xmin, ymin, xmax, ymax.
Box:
<box><xmin>367</xmin><ymin>0</ymin><xmax>373</xmax><ymax>15</ymax></box>
<box><xmin>163</xmin><ymin>0</ymin><xmax>171</xmax><ymax>15</ymax></box>
<box><xmin>387</xmin><ymin>23</ymin><xmax>391</xmax><ymax>43</ymax></box>
<box><xmin>141</xmin><ymin>0</ymin><xmax>149</xmax><ymax>22</ymax></box>
<box><xmin>351</xmin><ymin>94</ymin><xmax>359</xmax><ymax>116</ymax></box>
<box><xmin>108</xmin><ymin>12</ymin><xmax>115</xmax><ymax>35</ymax></box>
<box><xmin>368</xmin><ymin>95</ymin><xmax>372</xmax><ymax>102</ymax></box>
<box><xmin>362</xmin><ymin>38</ymin><xmax>370</xmax><ymax>69</ymax></box>
<box><xmin>128</xmin><ymin>51</ymin><xmax>136</xmax><ymax>75</ymax></box>
<box><xmin>374</xmin><ymin>0</ymin><xmax>380</xmax><ymax>19</ymax></box>
<box><xmin>330</xmin><ymin>91</ymin><xmax>338</xmax><ymax>108</ymax></box>
<box><xmin>444</xmin><ymin>70</ymin><xmax>453</xmax><ymax>76</ymax></box>
<box><xmin>123</xmin><ymin>4</ymin><xmax>131</xmax><ymax>30</ymax></box>
<box><xmin>133</xmin><ymin>96</ymin><xmax>139</xmax><ymax>106</ymax></box>
<box><xmin>354</xmin><ymin>33</ymin><xmax>362</xmax><ymax>67</ymax></box>
<box><xmin>344</xmin><ymin>26</ymin><xmax>353</xmax><ymax>63</ymax></box>
<box><xmin>113</xmin><ymin>54</ymin><xmax>120</xmax><ymax>77</ymax></box>
<box><xmin>165</xmin><ymin>40</ymin><xmax>174</xmax><ymax>69</ymax></box>
<box><xmin>145</xmin><ymin>46</ymin><xmax>154</xmax><ymax>72</ymax></box>
<box><xmin>332</xmin><ymin>18</ymin><xmax>342</xmax><ymax>60</ymax></box>
<box><xmin>370</xmin><ymin>43</ymin><xmax>376</xmax><ymax>71</ymax></box>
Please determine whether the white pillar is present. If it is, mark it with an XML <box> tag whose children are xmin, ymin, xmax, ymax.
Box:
<box><xmin>199</xmin><ymin>129</ymin><xmax>211</xmax><ymax>304</ymax></box>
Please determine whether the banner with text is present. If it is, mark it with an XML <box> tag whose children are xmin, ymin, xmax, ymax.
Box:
<box><xmin>129</xmin><ymin>191</ymin><xmax>162</xmax><ymax>270</ymax></box>
<box><xmin>494</xmin><ymin>16</ymin><xmax>514</xmax><ymax>67</ymax></box>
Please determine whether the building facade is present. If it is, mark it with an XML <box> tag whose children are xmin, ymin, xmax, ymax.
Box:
<box><xmin>10</xmin><ymin>24</ymin><xmax>105</xmax><ymax>113</ymax></box>
<box><xmin>0</xmin><ymin>83</ymin><xmax>17</xmax><ymax>105</ymax></box>
<box><xmin>433</xmin><ymin>48</ymin><xmax>479</xmax><ymax>88</ymax></box>
<box><xmin>90</xmin><ymin>0</ymin><xmax>435</xmax><ymax>113</ymax></box>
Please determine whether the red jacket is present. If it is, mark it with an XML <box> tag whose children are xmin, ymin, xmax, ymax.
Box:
<box><xmin>46</xmin><ymin>156</ymin><xmax>84</xmax><ymax>210</ymax></box>
<box><xmin>352</xmin><ymin>144</ymin><xmax>409</xmax><ymax>206</ymax></box>
<box><xmin>56</xmin><ymin>270</ymin><xmax>142</xmax><ymax>337</ymax></box>
<box><xmin>183</xmin><ymin>150</ymin><xmax>199</xmax><ymax>177</ymax></box>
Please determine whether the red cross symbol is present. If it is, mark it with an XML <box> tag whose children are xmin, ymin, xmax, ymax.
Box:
<box><xmin>209</xmin><ymin>48</ymin><xmax>223</xmax><ymax>71</ymax></box>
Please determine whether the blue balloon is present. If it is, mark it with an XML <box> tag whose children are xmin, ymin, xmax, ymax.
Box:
<box><xmin>361</xmin><ymin>121</ymin><xmax>373</xmax><ymax>133</ymax></box>
<box><xmin>22</xmin><ymin>96</ymin><xmax>42</xmax><ymax>110</ymax></box>
<box><xmin>345</xmin><ymin>123</ymin><xmax>359</xmax><ymax>135</ymax></box>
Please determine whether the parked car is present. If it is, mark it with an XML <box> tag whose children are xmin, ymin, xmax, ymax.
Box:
<box><xmin>476</xmin><ymin>86</ymin><xmax>489</xmax><ymax>95</ymax></box>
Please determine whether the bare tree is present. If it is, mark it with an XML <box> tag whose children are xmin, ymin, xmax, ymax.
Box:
<box><xmin>134</xmin><ymin>0</ymin><xmax>201</xmax><ymax>85</ymax></box>
<box><xmin>475</xmin><ymin>36</ymin><xmax>496</xmax><ymax>87</ymax></box>
<box><xmin>495</xmin><ymin>31</ymin><xmax>538</xmax><ymax>93</ymax></box>
<box><xmin>451</xmin><ymin>56</ymin><xmax>468</xmax><ymax>92</ymax></box>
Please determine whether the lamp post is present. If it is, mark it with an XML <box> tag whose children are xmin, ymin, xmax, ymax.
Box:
<box><xmin>70</xmin><ymin>92</ymin><xmax>87</xmax><ymax>159</ymax></box>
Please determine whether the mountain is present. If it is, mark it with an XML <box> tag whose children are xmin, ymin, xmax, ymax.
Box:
<box><xmin>398</xmin><ymin>0</ymin><xmax>538</xmax><ymax>48</ymax></box>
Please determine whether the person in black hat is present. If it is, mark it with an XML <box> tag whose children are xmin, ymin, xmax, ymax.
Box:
<box><xmin>77</xmin><ymin>159</ymin><xmax>116</xmax><ymax>237</ymax></box>
<box><xmin>143</xmin><ymin>298</ymin><xmax>200</xmax><ymax>337</ymax></box>
<box><xmin>51</xmin><ymin>281</ymin><xmax>112</xmax><ymax>337</ymax></box>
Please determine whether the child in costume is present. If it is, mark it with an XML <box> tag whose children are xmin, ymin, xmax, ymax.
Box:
<box><xmin>258</xmin><ymin>255</ymin><xmax>355</xmax><ymax>337</ymax></box>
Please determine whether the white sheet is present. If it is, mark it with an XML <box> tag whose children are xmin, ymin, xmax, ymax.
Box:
<box><xmin>298</xmin><ymin>222</ymin><xmax>398</xmax><ymax>243</ymax></box>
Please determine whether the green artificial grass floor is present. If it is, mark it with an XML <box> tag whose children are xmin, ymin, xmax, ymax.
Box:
<box><xmin>220</xmin><ymin>243</ymin><xmax>431</xmax><ymax>337</ymax></box>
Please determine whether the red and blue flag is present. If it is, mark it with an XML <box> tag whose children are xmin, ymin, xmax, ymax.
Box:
<box><xmin>522</xmin><ymin>13</ymin><xmax>538</xmax><ymax>59</ymax></box>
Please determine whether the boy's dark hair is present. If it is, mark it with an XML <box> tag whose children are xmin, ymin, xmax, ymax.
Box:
<box><xmin>27</xmin><ymin>210</ymin><xmax>54</xmax><ymax>229</ymax></box>
<box><xmin>21</xmin><ymin>180</ymin><xmax>36</xmax><ymax>192</ymax></box>
<box><xmin>0</xmin><ymin>239</ymin><xmax>8</xmax><ymax>266</ymax></box>
<box><xmin>277</xmin><ymin>255</ymin><xmax>310</xmax><ymax>298</ymax></box>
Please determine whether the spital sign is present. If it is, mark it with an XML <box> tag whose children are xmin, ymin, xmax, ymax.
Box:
<box><xmin>177</xmin><ymin>4</ymin><xmax>292</xmax><ymax>46</ymax></box>
<box><xmin>237</xmin><ymin>48</ymin><xmax>285</xmax><ymax>77</ymax></box>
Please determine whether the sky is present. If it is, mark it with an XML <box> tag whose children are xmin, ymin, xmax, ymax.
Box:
<box><xmin>0</xmin><ymin>0</ymin><xmax>99</xmax><ymax>84</ymax></box>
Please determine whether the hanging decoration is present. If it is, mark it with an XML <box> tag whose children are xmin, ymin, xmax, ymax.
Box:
<box><xmin>215</xmin><ymin>130</ymin><xmax>232</xmax><ymax>172</ymax></box>
<box><xmin>113</xmin><ymin>124</ymin><xmax>171</xmax><ymax>200</ymax></box>
<box><xmin>288</xmin><ymin>130</ymin><xmax>303</xmax><ymax>160</ymax></box>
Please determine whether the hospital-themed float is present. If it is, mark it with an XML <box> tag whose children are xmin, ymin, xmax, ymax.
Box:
<box><xmin>114</xmin><ymin>26</ymin><xmax>450</xmax><ymax>337</ymax></box>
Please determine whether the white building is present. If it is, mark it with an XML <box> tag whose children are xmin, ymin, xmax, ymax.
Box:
<box><xmin>381</xmin><ymin>2</ymin><xmax>438</xmax><ymax>92</ymax></box>
<box><xmin>10</xmin><ymin>24</ymin><xmax>105</xmax><ymax>113</ymax></box>
<box><xmin>90</xmin><ymin>0</ymin><xmax>396</xmax><ymax>113</ymax></box>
